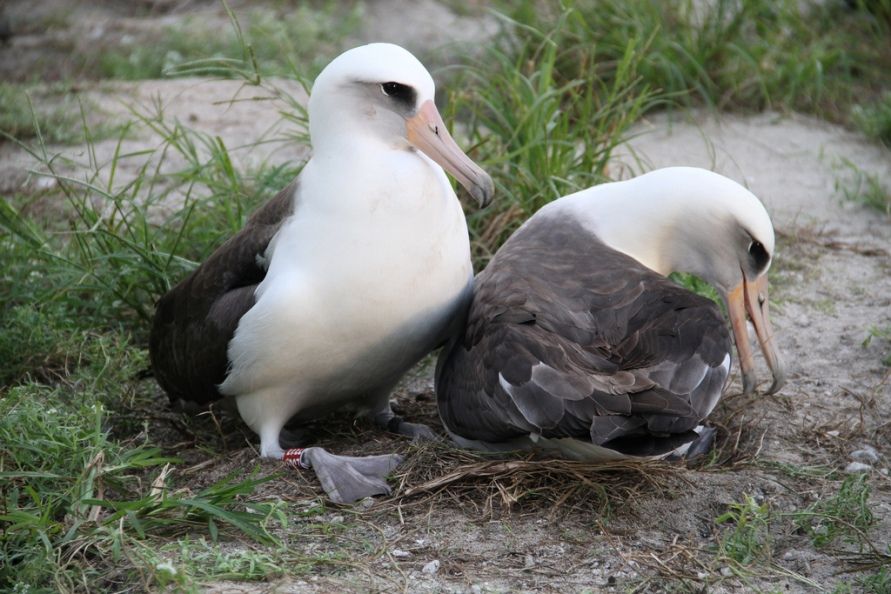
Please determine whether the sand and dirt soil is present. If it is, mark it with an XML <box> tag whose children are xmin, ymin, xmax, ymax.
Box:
<box><xmin>2</xmin><ymin>1</ymin><xmax>889</xmax><ymax>592</ymax></box>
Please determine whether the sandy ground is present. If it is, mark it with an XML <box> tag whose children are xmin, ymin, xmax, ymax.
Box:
<box><xmin>2</xmin><ymin>1</ymin><xmax>890</xmax><ymax>593</ymax></box>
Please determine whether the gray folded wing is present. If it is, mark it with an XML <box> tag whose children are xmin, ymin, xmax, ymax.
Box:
<box><xmin>436</xmin><ymin>218</ymin><xmax>731</xmax><ymax>447</ymax></box>
<box><xmin>150</xmin><ymin>180</ymin><xmax>298</xmax><ymax>404</ymax></box>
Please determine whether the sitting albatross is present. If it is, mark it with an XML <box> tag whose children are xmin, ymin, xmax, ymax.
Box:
<box><xmin>436</xmin><ymin>167</ymin><xmax>784</xmax><ymax>459</ymax></box>
<box><xmin>150</xmin><ymin>43</ymin><xmax>493</xmax><ymax>503</ymax></box>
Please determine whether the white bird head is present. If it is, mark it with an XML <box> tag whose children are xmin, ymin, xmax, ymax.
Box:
<box><xmin>308</xmin><ymin>43</ymin><xmax>493</xmax><ymax>207</ymax></box>
<box><xmin>551</xmin><ymin>167</ymin><xmax>786</xmax><ymax>396</ymax></box>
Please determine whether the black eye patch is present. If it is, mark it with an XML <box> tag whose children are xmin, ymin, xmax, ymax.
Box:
<box><xmin>748</xmin><ymin>239</ymin><xmax>770</xmax><ymax>273</ymax></box>
<box><xmin>380</xmin><ymin>82</ymin><xmax>416</xmax><ymax>108</ymax></box>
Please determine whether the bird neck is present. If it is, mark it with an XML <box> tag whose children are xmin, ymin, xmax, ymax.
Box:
<box><xmin>543</xmin><ymin>177</ymin><xmax>728</xmax><ymax>284</ymax></box>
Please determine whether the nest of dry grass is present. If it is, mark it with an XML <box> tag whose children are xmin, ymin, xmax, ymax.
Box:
<box><xmin>383</xmin><ymin>441</ymin><xmax>690</xmax><ymax>520</ymax></box>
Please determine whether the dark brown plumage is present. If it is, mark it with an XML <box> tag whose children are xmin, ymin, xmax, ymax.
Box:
<box><xmin>436</xmin><ymin>217</ymin><xmax>731</xmax><ymax>449</ymax></box>
<box><xmin>149</xmin><ymin>180</ymin><xmax>297</xmax><ymax>404</ymax></box>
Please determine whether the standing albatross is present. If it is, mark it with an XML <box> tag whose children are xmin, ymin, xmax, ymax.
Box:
<box><xmin>150</xmin><ymin>43</ymin><xmax>493</xmax><ymax>503</ymax></box>
<box><xmin>436</xmin><ymin>167</ymin><xmax>784</xmax><ymax>459</ymax></box>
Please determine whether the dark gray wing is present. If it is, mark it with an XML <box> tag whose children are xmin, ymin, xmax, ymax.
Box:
<box><xmin>149</xmin><ymin>180</ymin><xmax>298</xmax><ymax>404</ymax></box>
<box><xmin>436</xmin><ymin>217</ymin><xmax>732</xmax><ymax>446</ymax></box>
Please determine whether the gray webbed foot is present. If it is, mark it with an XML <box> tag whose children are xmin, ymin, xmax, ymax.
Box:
<box><xmin>297</xmin><ymin>447</ymin><xmax>404</xmax><ymax>504</ymax></box>
<box><xmin>683</xmin><ymin>426</ymin><xmax>717</xmax><ymax>460</ymax></box>
<box><xmin>663</xmin><ymin>426</ymin><xmax>717</xmax><ymax>461</ymax></box>
<box><xmin>393</xmin><ymin>420</ymin><xmax>437</xmax><ymax>441</ymax></box>
<box><xmin>378</xmin><ymin>413</ymin><xmax>438</xmax><ymax>442</ymax></box>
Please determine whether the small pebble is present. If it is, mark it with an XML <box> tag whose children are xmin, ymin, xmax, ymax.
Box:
<box><xmin>357</xmin><ymin>497</ymin><xmax>375</xmax><ymax>510</ymax></box>
<box><xmin>850</xmin><ymin>446</ymin><xmax>880</xmax><ymax>464</ymax></box>
<box><xmin>720</xmin><ymin>566</ymin><xmax>734</xmax><ymax>577</ymax></box>
<box><xmin>845</xmin><ymin>461</ymin><xmax>872</xmax><ymax>474</ymax></box>
<box><xmin>33</xmin><ymin>176</ymin><xmax>57</xmax><ymax>191</ymax></box>
<box><xmin>392</xmin><ymin>549</ymin><xmax>411</xmax><ymax>558</ymax></box>
<box><xmin>422</xmin><ymin>560</ymin><xmax>440</xmax><ymax>574</ymax></box>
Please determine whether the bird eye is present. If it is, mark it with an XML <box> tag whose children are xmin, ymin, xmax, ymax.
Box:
<box><xmin>748</xmin><ymin>240</ymin><xmax>770</xmax><ymax>273</ymax></box>
<box><xmin>380</xmin><ymin>82</ymin><xmax>415</xmax><ymax>106</ymax></box>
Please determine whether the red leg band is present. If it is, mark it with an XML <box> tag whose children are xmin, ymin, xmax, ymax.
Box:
<box><xmin>283</xmin><ymin>448</ymin><xmax>309</xmax><ymax>469</ymax></box>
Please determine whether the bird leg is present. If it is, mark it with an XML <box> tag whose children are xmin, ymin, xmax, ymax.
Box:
<box><xmin>257</xmin><ymin>421</ymin><xmax>403</xmax><ymax>504</ymax></box>
<box><xmin>253</xmin><ymin>416</ymin><xmax>403</xmax><ymax>504</ymax></box>
<box><xmin>238</xmin><ymin>387</ymin><xmax>422</xmax><ymax>502</ymax></box>
<box><xmin>284</xmin><ymin>447</ymin><xmax>403</xmax><ymax>504</ymax></box>
<box><xmin>368</xmin><ymin>387</ymin><xmax>437</xmax><ymax>441</ymax></box>
<box><xmin>283</xmin><ymin>388</ymin><xmax>434</xmax><ymax>502</ymax></box>
<box><xmin>278</xmin><ymin>425</ymin><xmax>311</xmax><ymax>449</ymax></box>
<box><xmin>258</xmin><ymin>422</ymin><xmax>287</xmax><ymax>459</ymax></box>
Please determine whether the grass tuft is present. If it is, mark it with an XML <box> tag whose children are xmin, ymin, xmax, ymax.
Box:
<box><xmin>858</xmin><ymin>565</ymin><xmax>891</xmax><ymax>594</ymax></box>
<box><xmin>0</xmin><ymin>304</ymin><xmax>81</xmax><ymax>386</ymax></box>
<box><xmin>450</xmin><ymin>5</ymin><xmax>661</xmax><ymax>264</ymax></box>
<box><xmin>852</xmin><ymin>92</ymin><xmax>891</xmax><ymax>147</ymax></box>
<box><xmin>862</xmin><ymin>325</ymin><xmax>891</xmax><ymax>366</ymax></box>
<box><xmin>835</xmin><ymin>159</ymin><xmax>891</xmax><ymax>215</ymax></box>
<box><xmin>1</xmin><ymin>90</ymin><xmax>305</xmax><ymax>333</ymax></box>
<box><xmin>501</xmin><ymin>0</ymin><xmax>891</xmax><ymax>125</ymax></box>
<box><xmin>715</xmin><ymin>494</ymin><xmax>772</xmax><ymax>565</ymax></box>
<box><xmin>96</xmin><ymin>4</ymin><xmax>362</xmax><ymax>81</ymax></box>
<box><xmin>0</xmin><ymin>337</ymin><xmax>286</xmax><ymax>591</ymax></box>
<box><xmin>669</xmin><ymin>272</ymin><xmax>724</xmax><ymax>309</ymax></box>
<box><xmin>0</xmin><ymin>83</ymin><xmax>121</xmax><ymax>145</ymax></box>
<box><xmin>792</xmin><ymin>474</ymin><xmax>875</xmax><ymax>548</ymax></box>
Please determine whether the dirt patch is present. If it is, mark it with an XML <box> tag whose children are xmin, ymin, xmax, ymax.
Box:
<box><xmin>0</xmin><ymin>0</ymin><xmax>497</xmax><ymax>83</ymax></box>
<box><xmin>0</xmin><ymin>76</ymin><xmax>308</xmax><ymax>220</ymax></box>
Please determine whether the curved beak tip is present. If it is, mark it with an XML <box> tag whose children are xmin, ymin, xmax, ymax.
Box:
<box><xmin>472</xmin><ymin>175</ymin><xmax>495</xmax><ymax>209</ymax></box>
<box><xmin>406</xmin><ymin>100</ymin><xmax>494</xmax><ymax>210</ymax></box>
<box><xmin>727</xmin><ymin>273</ymin><xmax>786</xmax><ymax>398</ymax></box>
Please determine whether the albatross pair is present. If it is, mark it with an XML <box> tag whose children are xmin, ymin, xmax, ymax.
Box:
<box><xmin>150</xmin><ymin>43</ymin><xmax>786</xmax><ymax>503</ymax></box>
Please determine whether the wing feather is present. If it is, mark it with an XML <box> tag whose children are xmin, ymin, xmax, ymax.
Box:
<box><xmin>150</xmin><ymin>179</ymin><xmax>299</xmax><ymax>404</ymax></box>
<box><xmin>437</xmin><ymin>217</ymin><xmax>732</xmax><ymax>446</ymax></box>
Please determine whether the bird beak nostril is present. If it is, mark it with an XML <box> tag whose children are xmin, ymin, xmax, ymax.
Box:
<box><xmin>406</xmin><ymin>100</ymin><xmax>494</xmax><ymax>208</ymax></box>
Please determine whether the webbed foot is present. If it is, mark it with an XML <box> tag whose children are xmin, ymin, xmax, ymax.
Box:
<box><xmin>392</xmin><ymin>419</ymin><xmax>437</xmax><ymax>441</ymax></box>
<box><xmin>378</xmin><ymin>413</ymin><xmax>438</xmax><ymax>442</ymax></box>
<box><xmin>682</xmin><ymin>426</ymin><xmax>717</xmax><ymax>460</ymax></box>
<box><xmin>285</xmin><ymin>447</ymin><xmax>404</xmax><ymax>504</ymax></box>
